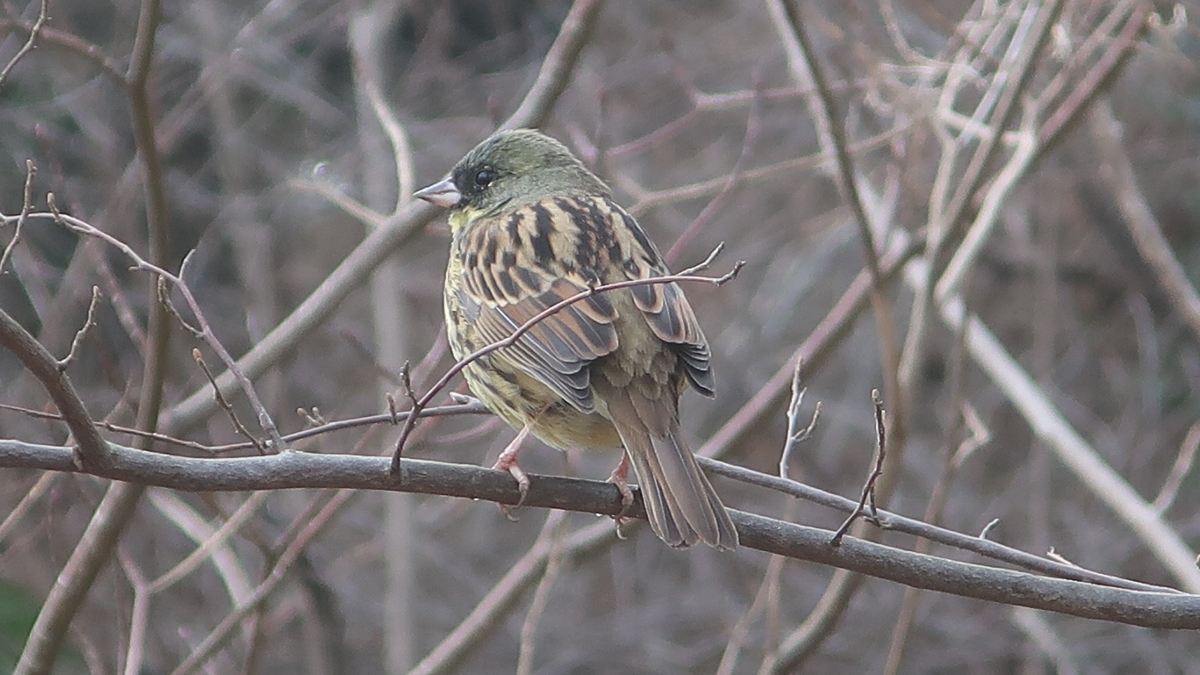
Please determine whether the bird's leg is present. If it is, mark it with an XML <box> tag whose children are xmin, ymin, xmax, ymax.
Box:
<box><xmin>493</xmin><ymin>423</ymin><xmax>534</xmax><ymax>511</ymax></box>
<box><xmin>606</xmin><ymin>452</ymin><xmax>636</xmax><ymax>519</ymax></box>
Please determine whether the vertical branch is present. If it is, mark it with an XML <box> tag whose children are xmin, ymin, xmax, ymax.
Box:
<box><xmin>126</xmin><ymin>0</ymin><xmax>172</xmax><ymax>438</ymax></box>
<box><xmin>767</xmin><ymin>0</ymin><xmax>904</xmax><ymax>461</ymax></box>
<box><xmin>0</xmin><ymin>159</ymin><xmax>35</xmax><ymax>273</ymax></box>
<box><xmin>348</xmin><ymin>2</ymin><xmax>415</xmax><ymax>672</ymax></box>
<box><xmin>765</xmin><ymin>2</ymin><xmax>907</xmax><ymax>667</ymax></box>
<box><xmin>15</xmin><ymin>2</ymin><xmax>170</xmax><ymax>673</ymax></box>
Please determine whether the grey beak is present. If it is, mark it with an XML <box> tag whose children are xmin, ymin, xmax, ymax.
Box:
<box><xmin>414</xmin><ymin>177</ymin><xmax>461</xmax><ymax>208</ymax></box>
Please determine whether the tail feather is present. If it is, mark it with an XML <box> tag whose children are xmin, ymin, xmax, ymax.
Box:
<box><xmin>604</xmin><ymin>388</ymin><xmax>738</xmax><ymax>550</ymax></box>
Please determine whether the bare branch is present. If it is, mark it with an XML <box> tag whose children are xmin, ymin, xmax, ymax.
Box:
<box><xmin>779</xmin><ymin>358</ymin><xmax>819</xmax><ymax>481</ymax></box>
<box><xmin>1090</xmin><ymin>99</ymin><xmax>1200</xmax><ymax>347</ymax></box>
<box><xmin>56</xmin><ymin>286</ymin><xmax>101</xmax><ymax>372</ymax></box>
<box><xmin>516</xmin><ymin>510</ymin><xmax>567</xmax><ymax>675</ymax></box>
<box><xmin>0</xmin><ymin>158</ymin><xmax>36</xmax><ymax>275</ymax></box>
<box><xmin>830</xmin><ymin>390</ymin><xmax>886</xmax><ymax>545</ymax></box>
<box><xmin>0</xmin><ymin>306</ymin><xmax>111</xmax><ymax>470</ymax></box>
<box><xmin>903</xmin><ymin>253</ymin><xmax>1200</xmax><ymax>592</ymax></box>
<box><xmin>3</xmin><ymin>439</ymin><xmax>1200</xmax><ymax>630</ymax></box>
<box><xmin>1</xmin><ymin>399</ymin><xmax>489</xmax><ymax>454</ymax></box>
<box><xmin>193</xmin><ymin>349</ymin><xmax>266</xmax><ymax>454</ymax></box>
<box><xmin>0</xmin><ymin>14</ymin><xmax>125</xmax><ymax>84</ymax></box>
<box><xmin>0</xmin><ymin>0</ymin><xmax>46</xmax><ymax>89</ymax></box>
<box><xmin>1153</xmin><ymin>421</ymin><xmax>1200</xmax><ymax>514</ymax></box>
<box><xmin>499</xmin><ymin>0</ymin><xmax>605</xmax><ymax>131</ymax></box>
<box><xmin>49</xmin><ymin>207</ymin><xmax>286</xmax><ymax>450</ymax></box>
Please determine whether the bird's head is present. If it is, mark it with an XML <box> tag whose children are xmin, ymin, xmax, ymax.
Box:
<box><xmin>415</xmin><ymin>129</ymin><xmax>609</xmax><ymax>231</ymax></box>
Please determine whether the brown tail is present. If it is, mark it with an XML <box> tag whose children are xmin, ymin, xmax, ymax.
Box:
<box><xmin>603</xmin><ymin>387</ymin><xmax>738</xmax><ymax>550</ymax></box>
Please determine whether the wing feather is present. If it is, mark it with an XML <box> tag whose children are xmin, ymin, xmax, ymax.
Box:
<box><xmin>610</xmin><ymin>207</ymin><xmax>715</xmax><ymax>397</ymax></box>
<box><xmin>453</xmin><ymin>194</ymin><xmax>715</xmax><ymax>411</ymax></box>
<box><xmin>458</xmin><ymin>210</ymin><xmax>619</xmax><ymax>413</ymax></box>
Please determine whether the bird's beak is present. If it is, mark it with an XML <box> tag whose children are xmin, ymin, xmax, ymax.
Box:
<box><xmin>414</xmin><ymin>178</ymin><xmax>461</xmax><ymax>208</ymax></box>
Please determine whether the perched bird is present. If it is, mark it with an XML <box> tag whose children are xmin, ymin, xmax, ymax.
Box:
<box><xmin>415</xmin><ymin>129</ymin><xmax>738</xmax><ymax>551</ymax></box>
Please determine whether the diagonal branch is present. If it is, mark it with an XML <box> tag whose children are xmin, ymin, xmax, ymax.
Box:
<box><xmin>0</xmin><ymin>308</ymin><xmax>111</xmax><ymax>470</ymax></box>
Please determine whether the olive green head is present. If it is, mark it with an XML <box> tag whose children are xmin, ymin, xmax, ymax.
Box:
<box><xmin>415</xmin><ymin>129</ymin><xmax>609</xmax><ymax>227</ymax></box>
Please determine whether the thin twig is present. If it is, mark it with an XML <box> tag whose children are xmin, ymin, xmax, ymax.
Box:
<box><xmin>290</xmin><ymin>178</ymin><xmax>386</xmax><ymax>228</ymax></box>
<box><xmin>297</xmin><ymin>406</ymin><xmax>325</xmax><ymax>427</ymax></box>
<box><xmin>0</xmin><ymin>0</ymin><xmax>47</xmax><ymax>89</ymax></box>
<box><xmin>903</xmin><ymin>253</ymin><xmax>1200</xmax><ymax>592</ymax></box>
<box><xmin>716</xmin><ymin>515</ymin><xmax>791</xmax><ymax>675</ymax></box>
<box><xmin>1152</xmin><ymin>421</ymin><xmax>1200</xmax><ymax>513</ymax></box>
<box><xmin>883</xmin><ymin>314</ymin><xmax>983</xmax><ymax>675</ymax></box>
<box><xmin>157</xmin><ymin>277</ymin><xmax>202</xmax><ymax>339</ymax></box>
<box><xmin>0</xmin><ymin>400</ymin><xmax>490</xmax><ymax>454</ymax></box>
<box><xmin>56</xmin><ymin>286</ymin><xmax>101</xmax><ymax>372</ymax></box>
<box><xmin>0</xmin><ymin>15</ymin><xmax>125</xmax><ymax>84</ymax></box>
<box><xmin>1090</xmin><ymin>99</ymin><xmax>1200</xmax><ymax>347</ymax></box>
<box><xmin>699</xmin><ymin>454</ymin><xmax>1173</xmax><ymax>593</ymax></box>
<box><xmin>117</xmin><ymin>538</ymin><xmax>150</xmax><ymax>675</ymax></box>
<box><xmin>167</xmin><ymin>488</ymin><xmax>357</xmax><ymax>675</ymax></box>
<box><xmin>146</xmin><ymin>489</ymin><xmax>262</xmax><ymax>596</ymax></box>
<box><xmin>47</xmin><ymin>203</ymin><xmax>287</xmax><ymax>451</ymax></box>
<box><xmin>0</xmin><ymin>306</ymin><xmax>111</xmax><ymax>471</ymax></box>
<box><xmin>769</xmin><ymin>0</ymin><xmax>883</xmax><ymax>284</ymax></box>
<box><xmin>357</xmin><ymin>67</ymin><xmax>414</xmax><ymax>214</ymax></box>
<box><xmin>193</xmin><ymin>349</ymin><xmax>266</xmax><ymax>454</ymax></box>
<box><xmin>830</xmin><ymin>390</ymin><xmax>886</xmax><ymax>546</ymax></box>
<box><xmin>1009</xmin><ymin>607</ymin><xmax>1082</xmax><ymax>675</ymax></box>
<box><xmin>0</xmin><ymin>473</ymin><xmax>55</xmax><ymax>545</ymax></box>
<box><xmin>0</xmin><ymin>159</ymin><xmax>36</xmax><ymax>274</ymax></box>
<box><xmin>979</xmin><ymin>519</ymin><xmax>1000</xmax><ymax>540</ymax></box>
<box><xmin>769</xmin><ymin>0</ymin><xmax>906</xmax><ymax>552</ymax></box>
<box><xmin>407</xmin><ymin>520</ymin><xmax>616</xmax><ymax>675</ymax></box>
<box><xmin>500</xmin><ymin>0</ymin><xmax>605</xmax><ymax>130</ymax></box>
<box><xmin>779</xmin><ymin>358</ymin><xmax>820</xmax><ymax>481</ymax></box>
<box><xmin>664</xmin><ymin>77</ymin><xmax>765</xmax><ymax>265</ymax></box>
<box><xmin>898</xmin><ymin>0</ymin><xmax>1065</xmax><ymax>427</ymax></box>
<box><xmin>1037</xmin><ymin>3</ymin><xmax>1148</xmax><ymax>152</ymax></box>
<box><xmin>16</xmin><ymin>2</ymin><xmax>168</xmax><ymax>673</ymax></box>
<box><xmin>627</xmin><ymin>123</ymin><xmax>910</xmax><ymax>215</ymax></box>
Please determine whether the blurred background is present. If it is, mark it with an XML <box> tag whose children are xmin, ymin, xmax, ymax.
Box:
<box><xmin>2</xmin><ymin>0</ymin><xmax>1200</xmax><ymax>673</ymax></box>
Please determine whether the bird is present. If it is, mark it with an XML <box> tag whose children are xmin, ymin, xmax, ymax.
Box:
<box><xmin>415</xmin><ymin>128</ymin><xmax>738</xmax><ymax>551</ymax></box>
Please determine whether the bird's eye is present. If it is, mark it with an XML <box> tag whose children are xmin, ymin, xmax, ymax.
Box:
<box><xmin>474</xmin><ymin>169</ymin><xmax>496</xmax><ymax>187</ymax></box>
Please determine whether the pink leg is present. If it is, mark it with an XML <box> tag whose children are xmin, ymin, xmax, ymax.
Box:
<box><xmin>493</xmin><ymin>424</ymin><xmax>533</xmax><ymax>508</ymax></box>
<box><xmin>606</xmin><ymin>452</ymin><xmax>635</xmax><ymax>518</ymax></box>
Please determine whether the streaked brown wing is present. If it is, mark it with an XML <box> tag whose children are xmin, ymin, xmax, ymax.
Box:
<box><xmin>456</xmin><ymin>194</ymin><xmax>714</xmax><ymax>410</ymax></box>
<box><xmin>607</xmin><ymin>205</ymin><xmax>715</xmax><ymax>397</ymax></box>
<box><xmin>457</xmin><ymin>207</ymin><xmax>619</xmax><ymax>413</ymax></box>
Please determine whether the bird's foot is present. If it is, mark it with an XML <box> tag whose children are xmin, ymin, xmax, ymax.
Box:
<box><xmin>606</xmin><ymin>453</ymin><xmax>635</xmax><ymax>519</ymax></box>
<box><xmin>493</xmin><ymin>425</ymin><xmax>533</xmax><ymax>515</ymax></box>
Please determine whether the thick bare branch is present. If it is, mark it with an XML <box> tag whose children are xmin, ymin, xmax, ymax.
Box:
<box><xmin>2</xmin><ymin>439</ymin><xmax>1198</xmax><ymax>630</ymax></box>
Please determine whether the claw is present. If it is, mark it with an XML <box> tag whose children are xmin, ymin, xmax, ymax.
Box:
<box><xmin>493</xmin><ymin>425</ymin><xmax>533</xmax><ymax>510</ymax></box>
<box><xmin>607</xmin><ymin>453</ymin><xmax>635</xmax><ymax>519</ymax></box>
